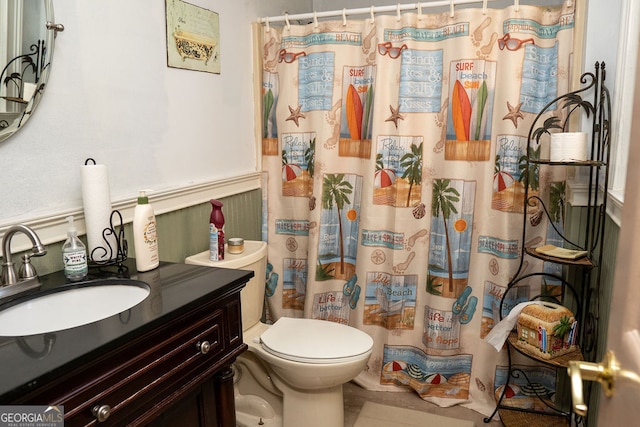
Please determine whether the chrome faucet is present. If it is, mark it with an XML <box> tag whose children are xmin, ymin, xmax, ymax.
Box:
<box><xmin>1</xmin><ymin>224</ymin><xmax>47</xmax><ymax>288</ymax></box>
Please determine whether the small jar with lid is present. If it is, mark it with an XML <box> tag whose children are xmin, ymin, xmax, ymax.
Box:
<box><xmin>227</xmin><ymin>237</ymin><xmax>245</xmax><ymax>254</ymax></box>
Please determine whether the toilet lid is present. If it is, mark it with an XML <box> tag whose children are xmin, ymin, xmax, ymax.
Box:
<box><xmin>260</xmin><ymin>317</ymin><xmax>373</xmax><ymax>364</ymax></box>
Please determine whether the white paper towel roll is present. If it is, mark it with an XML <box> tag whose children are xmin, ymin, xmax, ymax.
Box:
<box><xmin>81</xmin><ymin>163</ymin><xmax>117</xmax><ymax>261</ymax></box>
<box><xmin>550</xmin><ymin>132</ymin><xmax>588</xmax><ymax>162</ymax></box>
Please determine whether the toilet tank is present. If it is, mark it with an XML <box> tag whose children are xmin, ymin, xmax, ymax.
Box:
<box><xmin>185</xmin><ymin>240</ymin><xmax>267</xmax><ymax>330</ymax></box>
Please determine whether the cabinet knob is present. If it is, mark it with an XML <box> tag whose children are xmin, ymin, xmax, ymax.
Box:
<box><xmin>197</xmin><ymin>340</ymin><xmax>211</xmax><ymax>354</ymax></box>
<box><xmin>92</xmin><ymin>404</ymin><xmax>111</xmax><ymax>422</ymax></box>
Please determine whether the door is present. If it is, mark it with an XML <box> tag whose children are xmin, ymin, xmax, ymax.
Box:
<box><xmin>594</xmin><ymin>34</ymin><xmax>640</xmax><ymax>425</ymax></box>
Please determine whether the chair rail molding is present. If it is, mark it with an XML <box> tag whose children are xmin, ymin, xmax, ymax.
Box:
<box><xmin>0</xmin><ymin>172</ymin><xmax>262</xmax><ymax>254</ymax></box>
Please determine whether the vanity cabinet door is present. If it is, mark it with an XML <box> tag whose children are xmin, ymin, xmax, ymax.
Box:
<box><xmin>144</xmin><ymin>379</ymin><xmax>218</xmax><ymax>427</ymax></box>
<box><xmin>13</xmin><ymin>291</ymin><xmax>246</xmax><ymax>427</ymax></box>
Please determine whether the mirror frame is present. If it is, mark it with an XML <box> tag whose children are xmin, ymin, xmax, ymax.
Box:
<box><xmin>0</xmin><ymin>0</ymin><xmax>59</xmax><ymax>143</ymax></box>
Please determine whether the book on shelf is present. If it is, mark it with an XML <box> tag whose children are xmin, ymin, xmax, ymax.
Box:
<box><xmin>535</xmin><ymin>244</ymin><xmax>588</xmax><ymax>260</ymax></box>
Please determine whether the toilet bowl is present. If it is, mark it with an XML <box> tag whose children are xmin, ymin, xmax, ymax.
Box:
<box><xmin>185</xmin><ymin>241</ymin><xmax>373</xmax><ymax>427</ymax></box>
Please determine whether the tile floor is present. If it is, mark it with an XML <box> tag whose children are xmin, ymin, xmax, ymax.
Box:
<box><xmin>343</xmin><ymin>381</ymin><xmax>503</xmax><ymax>427</ymax></box>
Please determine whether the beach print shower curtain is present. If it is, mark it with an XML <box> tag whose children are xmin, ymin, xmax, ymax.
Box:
<box><xmin>259</xmin><ymin>0</ymin><xmax>575</xmax><ymax>417</ymax></box>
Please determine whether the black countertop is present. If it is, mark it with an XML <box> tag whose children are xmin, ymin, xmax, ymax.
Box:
<box><xmin>0</xmin><ymin>260</ymin><xmax>252</xmax><ymax>402</ymax></box>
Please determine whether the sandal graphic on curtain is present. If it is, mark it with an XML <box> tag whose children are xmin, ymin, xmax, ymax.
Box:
<box><xmin>453</xmin><ymin>285</ymin><xmax>472</xmax><ymax>314</ymax></box>
<box><xmin>349</xmin><ymin>284</ymin><xmax>361</xmax><ymax>309</ymax></box>
<box><xmin>265</xmin><ymin>263</ymin><xmax>278</xmax><ymax>297</ymax></box>
<box><xmin>460</xmin><ymin>296</ymin><xmax>478</xmax><ymax>324</ymax></box>
<box><xmin>343</xmin><ymin>274</ymin><xmax>358</xmax><ymax>296</ymax></box>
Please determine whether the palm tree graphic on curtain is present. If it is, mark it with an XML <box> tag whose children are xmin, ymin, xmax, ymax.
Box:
<box><xmin>518</xmin><ymin>145</ymin><xmax>540</xmax><ymax>194</ymax></box>
<box><xmin>401</xmin><ymin>142</ymin><xmax>423</xmax><ymax>207</ymax></box>
<box><xmin>322</xmin><ymin>174</ymin><xmax>353</xmax><ymax>275</ymax></box>
<box><xmin>305</xmin><ymin>137</ymin><xmax>315</xmax><ymax>178</ymax></box>
<box><xmin>431</xmin><ymin>179</ymin><xmax>460</xmax><ymax>293</ymax></box>
<box><xmin>549</xmin><ymin>181</ymin><xmax>565</xmax><ymax>225</ymax></box>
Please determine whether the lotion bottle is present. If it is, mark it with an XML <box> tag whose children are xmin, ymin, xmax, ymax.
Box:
<box><xmin>133</xmin><ymin>190</ymin><xmax>159</xmax><ymax>271</ymax></box>
<box><xmin>62</xmin><ymin>215</ymin><xmax>88</xmax><ymax>281</ymax></box>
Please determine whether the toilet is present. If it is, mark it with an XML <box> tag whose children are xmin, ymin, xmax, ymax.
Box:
<box><xmin>185</xmin><ymin>241</ymin><xmax>374</xmax><ymax>427</ymax></box>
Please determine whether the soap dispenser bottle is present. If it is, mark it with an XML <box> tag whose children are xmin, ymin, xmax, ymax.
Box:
<box><xmin>133</xmin><ymin>190</ymin><xmax>159</xmax><ymax>272</ymax></box>
<box><xmin>209</xmin><ymin>199</ymin><xmax>225</xmax><ymax>261</ymax></box>
<box><xmin>62</xmin><ymin>215</ymin><xmax>88</xmax><ymax>281</ymax></box>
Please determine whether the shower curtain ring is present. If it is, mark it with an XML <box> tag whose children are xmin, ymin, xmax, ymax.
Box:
<box><xmin>313</xmin><ymin>11</ymin><xmax>318</xmax><ymax>28</ymax></box>
<box><xmin>264</xmin><ymin>16</ymin><xmax>270</xmax><ymax>32</ymax></box>
<box><xmin>342</xmin><ymin>8</ymin><xmax>347</xmax><ymax>26</ymax></box>
<box><xmin>450</xmin><ymin>0</ymin><xmax>455</xmax><ymax>18</ymax></box>
<box><xmin>482</xmin><ymin>0</ymin><xmax>488</xmax><ymax>15</ymax></box>
<box><xmin>417</xmin><ymin>3</ymin><xmax>423</xmax><ymax>21</ymax></box>
<box><xmin>514</xmin><ymin>0</ymin><xmax>520</xmax><ymax>12</ymax></box>
<box><xmin>370</xmin><ymin>5</ymin><xmax>375</xmax><ymax>23</ymax></box>
<box><xmin>396</xmin><ymin>3</ymin><xmax>401</xmax><ymax>21</ymax></box>
<box><xmin>285</xmin><ymin>12</ymin><xmax>290</xmax><ymax>30</ymax></box>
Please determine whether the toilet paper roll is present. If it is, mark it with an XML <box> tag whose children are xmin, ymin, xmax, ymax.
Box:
<box><xmin>549</xmin><ymin>132</ymin><xmax>588</xmax><ymax>162</ymax></box>
<box><xmin>81</xmin><ymin>163</ymin><xmax>117</xmax><ymax>261</ymax></box>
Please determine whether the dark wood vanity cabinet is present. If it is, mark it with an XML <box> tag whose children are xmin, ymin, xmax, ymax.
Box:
<box><xmin>12</xmin><ymin>288</ymin><xmax>247</xmax><ymax>427</ymax></box>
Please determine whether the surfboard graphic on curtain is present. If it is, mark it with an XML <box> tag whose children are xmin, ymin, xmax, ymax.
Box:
<box><xmin>445</xmin><ymin>59</ymin><xmax>496</xmax><ymax>161</ymax></box>
<box><xmin>339</xmin><ymin>65</ymin><xmax>376</xmax><ymax>159</ymax></box>
<box><xmin>262</xmin><ymin>71</ymin><xmax>279</xmax><ymax>155</ymax></box>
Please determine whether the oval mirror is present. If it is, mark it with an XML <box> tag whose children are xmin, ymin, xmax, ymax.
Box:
<box><xmin>0</xmin><ymin>0</ymin><xmax>62</xmax><ymax>143</ymax></box>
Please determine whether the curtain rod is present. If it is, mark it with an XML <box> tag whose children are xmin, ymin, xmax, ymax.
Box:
<box><xmin>258</xmin><ymin>0</ymin><xmax>506</xmax><ymax>24</ymax></box>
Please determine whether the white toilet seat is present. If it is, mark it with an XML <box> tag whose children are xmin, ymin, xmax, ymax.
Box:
<box><xmin>259</xmin><ymin>317</ymin><xmax>373</xmax><ymax>364</ymax></box>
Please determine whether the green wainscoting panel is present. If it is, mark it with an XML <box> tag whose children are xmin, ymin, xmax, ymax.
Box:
<box><xmin>563</xmin><ymin>205</ymin><xmax>619</xmax><ymax>426</ymax></box>
<box><xmin>24</xmin><ymin>189</ymin><xmax>263</xmax><ymax>276</ymax></box>
<box><xmin>156</xmin><ymin>189</ymin><xmax>263</xmax><ymax>263</ymax></box>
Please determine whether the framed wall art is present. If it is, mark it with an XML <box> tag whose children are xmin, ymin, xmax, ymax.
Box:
<box><xmin>165</xmin><ymin>0</ymin><xmax>220</xmax><ymax>74</ymax></box>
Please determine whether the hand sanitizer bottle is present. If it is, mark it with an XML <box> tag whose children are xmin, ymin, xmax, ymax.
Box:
<box><xmin>62</xmin><ymin>215</ymin><xmax>88</xmax><ymax>281</ymax></box>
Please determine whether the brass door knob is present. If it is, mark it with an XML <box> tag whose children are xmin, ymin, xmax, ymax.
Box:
<box><xmin>567</xmin><ymin>350</ymin><xmax>640</xmax><ymax>416</ymax></box>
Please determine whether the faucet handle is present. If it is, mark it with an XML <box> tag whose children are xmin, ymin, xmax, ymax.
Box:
<box><xmin>1</xmin><ymin>224</ymin><xmax>47</xmax><ymax>287</ymax></box>
<box><xmin>19</xmin><ymin>253</ymin><xmax>39</xmax><ymax>281</ymax></box>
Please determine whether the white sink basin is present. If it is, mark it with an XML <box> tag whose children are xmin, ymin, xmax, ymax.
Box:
<box><xmin>0</xmin><ymin>280</ymin><xmax>150</xmax><ymax>336</ymax></box>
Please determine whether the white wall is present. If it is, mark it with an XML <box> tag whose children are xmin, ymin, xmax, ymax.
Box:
<box><xmin>0</xmin><ymin>0</ymin><xmax>298</xmax><ymax>229</ymax></box>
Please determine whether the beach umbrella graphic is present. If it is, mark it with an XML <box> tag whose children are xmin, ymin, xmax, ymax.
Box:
<box><xmin>383</xmin><ymin>360</ymin><xmax>407</xmax><ymax>372</ymax></box>
<box><xmin>374</xmin><ymin>168</ymin><xmax>396</xmax><ymax>188</ymax></box>
<box><xmin>424</xmin><ymin>372</ymin><xmax>447</xmax><ymax>384</ymax></box>
<box><xmin>282</xmin><ymin>164</ymin><xmax>302</xmax><ymax>182</ymax></box>
<box><xmin>493</xmin><ymin>171</ymin><xmax>514</xmax><ymax>192</ymax></box>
